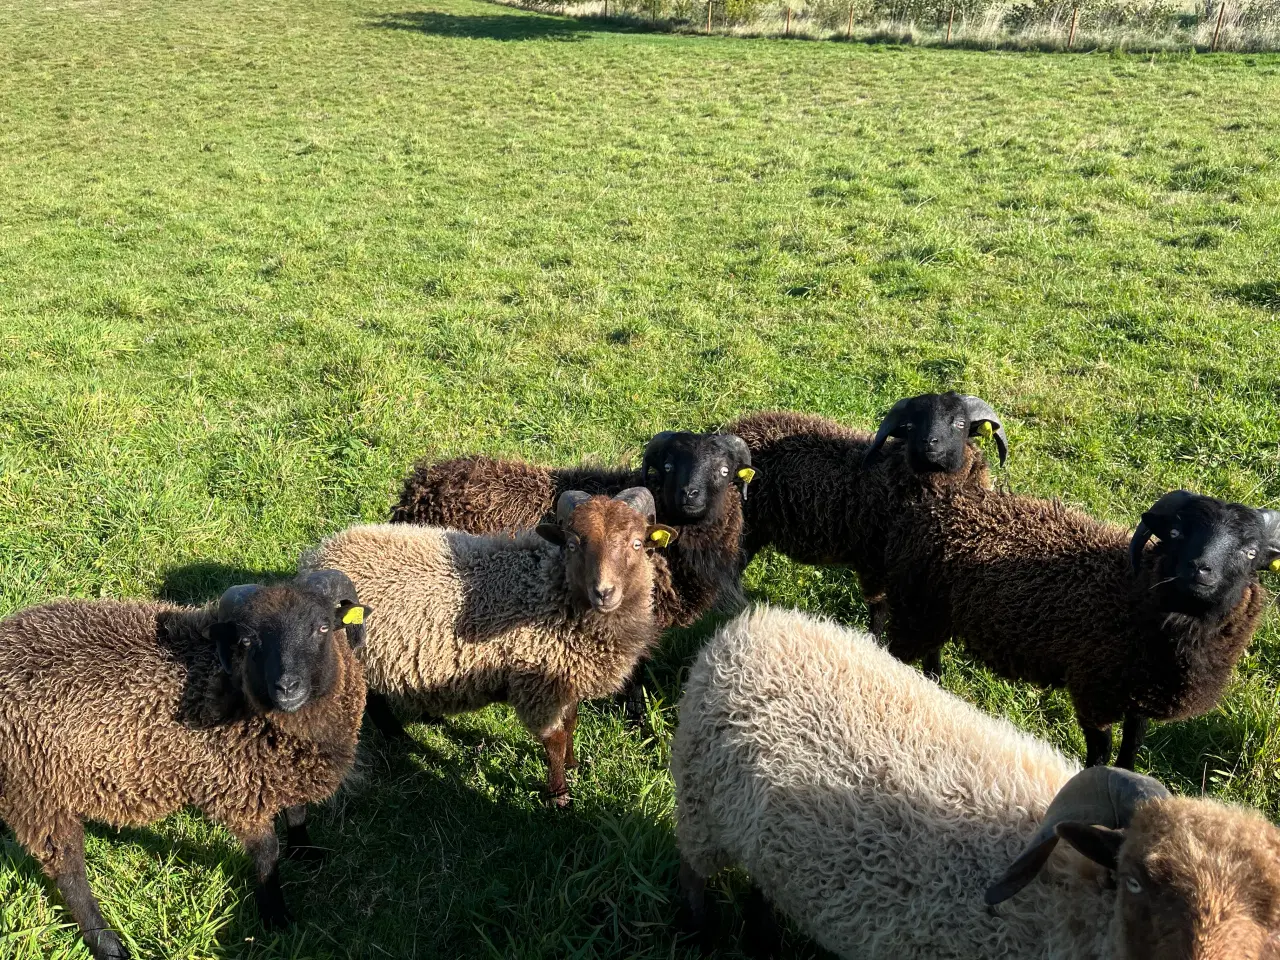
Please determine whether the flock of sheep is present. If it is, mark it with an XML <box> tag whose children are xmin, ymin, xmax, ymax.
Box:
<box><xmin>1</xmin><ymin>391</ymin><xmax>1279</xmax><ymax>959</ymax></box>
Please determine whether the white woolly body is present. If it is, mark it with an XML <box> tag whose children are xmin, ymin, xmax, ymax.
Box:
<box><xmin>304</xmin><ymin>523</ymin><xmax>654</xmax><ymax>736</ymax></box>
<box><xmin>671</xmin><ymin>605</ymin><xmax>1119</xmax><ymax>960</ymax></box>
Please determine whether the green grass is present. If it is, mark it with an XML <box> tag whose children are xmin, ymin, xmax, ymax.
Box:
<box><xmin>2</xmin><ymin>0</ymin><xmax>1280</xmax><ymax>956</ymax></box>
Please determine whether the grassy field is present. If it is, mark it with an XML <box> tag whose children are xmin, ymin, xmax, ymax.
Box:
<box><xmin>2</xmin><ymin>0</ymin><xmax>1280</xmax><ymax>956</ymax></box>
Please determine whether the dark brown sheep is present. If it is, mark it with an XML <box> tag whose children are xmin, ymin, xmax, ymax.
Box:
<box><xmin>0</xmin><ymin>572</ymin><xmax>367</xmax><ymax>960</ymax></box>
<box><xmin>727</xmin><ymin>392</ymin><xmax>1004</xmax><ymax>646</ymax></box>
<box><xmin>882</xmin><ymin>488</ymin><xmax>1278</xmax><ymax>769</ymax></box>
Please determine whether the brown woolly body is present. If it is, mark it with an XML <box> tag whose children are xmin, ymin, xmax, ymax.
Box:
<box><xmin>0</xmin><ymin>597</ymin><xmax>365</xmax><ymax>876</ymax></box>
<box><xmin>726</xmin><ymin>410</ymin><xmax>992</xmax><ymax>602</ymax></box>
<box><xmin>304</xmin><ymin>521</ymin><xmax>664</xmax><ymax>737</ymax></box>
<box><xmin>388</xmin><ymin>454</ymin><xmax>742</xmax><ymax>630</ymax></box>
<box><xmin>882</xmin><ymin>488</ymin><xmax>1267</xmax><ymax>730</ymax></box>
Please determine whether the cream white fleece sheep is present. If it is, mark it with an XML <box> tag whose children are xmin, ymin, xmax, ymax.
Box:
<box><xmin>671</xmin><ymin>605</ymin><xmax>1116</xmax><ymax>960</ymax></box>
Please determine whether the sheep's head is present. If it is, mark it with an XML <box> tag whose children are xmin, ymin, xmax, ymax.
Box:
<box><xmin>986</xmin><ymin>767</ymin><xmax>1280</xmax><ymax>960</ymax></box>
<box><xmin>537</xmin><ymin>487</ymin><xmax>677</xmax><ymax>614</ymax></box>
<box><xmin>863</xmin><ymin>391</ymin><xmax>1007</xmax><ymax>473</ymax></box>
<box><xmin>205</xmin><ymin>571</ymin><xmax>367</xmax><ymax>714</ymax></box>
<box><xmin>1130</xmin><ymin>491</ymin><xmax>1280</xmax><ymax>615</ymax></box>
<box><xmin>641</xmin><ymin>431</ymin><xmax>754</xmax><ymax>524</ymax></box>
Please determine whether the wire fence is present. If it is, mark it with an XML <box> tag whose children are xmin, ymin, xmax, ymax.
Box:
<box><xmin>511</xmin><ymin>0</ymin><xmax>1280</xmax><ymax>50</ymax></box>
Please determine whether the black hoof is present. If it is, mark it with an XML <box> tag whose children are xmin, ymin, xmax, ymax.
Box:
<box><xmin>89</xmin><ymin>930</ymin><xmax>130</xmax><ymax>960</ymax></box>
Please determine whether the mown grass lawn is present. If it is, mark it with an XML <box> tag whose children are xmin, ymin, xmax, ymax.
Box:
<box><xmin>1</xmin><ymin>0</ymin><xmax>1279</xmax><ymax>956</ymax></box>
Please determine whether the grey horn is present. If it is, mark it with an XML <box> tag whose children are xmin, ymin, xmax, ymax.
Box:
<box><xmin>961</xmin><ymin>395</ymin><xmax>1009</xmax><ymax>467</ymax></box>
<box><xmin>641</xmin><ymin>431</ymin><xmax>679</xmax><ymax>478</ymax></box>
<box><xmin>215</xmin><ymin>584</ymin><xmax>262</xmax><ymax>623</ymax></box>
<box><xmin>984</xmin><ymin>766</ymin><xmax>1169</xmax><ymax>905</ymax></box>
<box><xmin>863</xmin><ymin>397</ymin><xmax>917</xmax><ymax>468</ymax></box>
<box><xmin>715</xmin><ymin>433</ymin><xmax>752</xmax><ymax>468</ymax></box>
<box><xmin>555</xmin><ymin>490</ymin><xmax>594</xmax><ymax>524</ymax></box>
<box><xmin>613</xmin><ymin>486</ymin><xmax>657</xmax><ymax>522</ymax></box>
<box><xmin>1129</xmin><ymin>489</ymin><xmax>1198</xmax><ymax>573</ymax></box>
<box><xmin>1260</xmin><ymin>508</ymin><xmax>1280</xmax><ymax>551</ymax></box>
<box><xmin>297</xmin><ymin>568</ymin><xmax>366</xmax><ymax>648</ymax></box>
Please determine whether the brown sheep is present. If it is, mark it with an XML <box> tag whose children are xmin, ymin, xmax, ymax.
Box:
<box><xmin>0</xmin><ymin>571</ymin><xmax>368</xmax><ymax>960</ymax></box>
<box><xmin>727</xmin><ymin>392</ymin><xmax>1004</xmax><ymax>650</ymax></box>
<box><xmin>303</xmin><ymin>488</ymin><xmax>676</xmax><ymax>806</ymax></box>
<box><xmin>882</xmin><ymin>488</ymin><xmax>1278</xmax><ymax>769</ymax></box>
<box><xmin>387</xmin><ymin>431</ymin><xmax>754</xmax><ymax>720</ymax></box>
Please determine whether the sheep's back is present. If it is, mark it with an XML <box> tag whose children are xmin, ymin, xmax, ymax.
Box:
<box><xmin>672</xmin><ymin>606</ymin><xmax>1110</xmax><ymax>960</ymax></box>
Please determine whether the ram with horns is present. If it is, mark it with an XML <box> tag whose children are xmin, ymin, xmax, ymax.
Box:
<box><xmin>302</xmin><ymin>487</ymin><xmax>677</xmax><ymax>805</ymax></box>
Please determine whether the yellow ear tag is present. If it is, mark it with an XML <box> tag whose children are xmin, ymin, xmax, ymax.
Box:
<box><xmin>978</xmin><ymin>421</ymin><xmax>994</xmax><ymax>439</ymax></box>
<box><xmin>649</xmin><ymin>529</ymin><xmax>672</xmax><ymax>548</ymax></box>
<box><xmin>342</xmin><ymin>606</ymin><xmax>365</xmax><ymax>625</ymax></box>
<box><xmin>1269</xmin><ymin>558</ymin><xmax>1280</xmax><ymax>573</ymax></box>
<box><xmin>737</xmin><ymin>467</ymin><xmax>756</xmax><ymax>483</ymax></box>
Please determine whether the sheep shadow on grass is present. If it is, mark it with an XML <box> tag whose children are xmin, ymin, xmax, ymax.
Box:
<box><xmin>158</xmin><ymin>561</ymin><xmax>298</xmax><ymax>606</ymax></box>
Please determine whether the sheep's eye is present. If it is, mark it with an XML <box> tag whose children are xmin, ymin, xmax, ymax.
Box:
<box><xmin>566</xmin><ymin>540</ymin><xmax>578</xmax><ymax>552</ymax></box>
<box><xmin>1168</xmin><ymin>528</ymin><xmax>1182</xmax><ymax>540</ymax></box>
<box><xmin>1125</xmin><ymin>877</ymin><xmax>1143</xmax><ymax>895</ymax></box>
<box><xmin>318</xmin><ymin>623</ymin><xmax>330</xmax><ymax>634</ymax></box>
<box><xmin>240</xmin><ymin>633</ymin><xmax>255</xmax><ymax>648</ymax></box>
<box><xmin>664</xmin><ymin>462</ymin><xmax>673</xmax><ymax>473</ymax></box>
<box><xmin>1245</xmin><ymin>547</ymin><xmax>1258</xmax><ymax>561</ymax></box>
<box><xmin>719</xmin><ymin>465</ymin><xmax>730</xmax><ymax>477</ymax></box>
<box><xmin>953</xmin><ymin>418</ymin><xmax>966</xmax><ymax>430</ymax></box>
<box><xmin>632</xmin><ymin>538</ymin><xmax>643</xmax><ymax>550</ymax></box>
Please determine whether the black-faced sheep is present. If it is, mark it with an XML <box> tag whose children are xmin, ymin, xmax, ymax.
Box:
<box><xmin>672</xmin><ymin>605</ymin><xmax>1280</xmax><ymax>960</ymax></box>
<box><xmin>302</xmin><ymin>488</ymin><xmax>676</xmax><ymax>806</ymax></box>
<box><xmin>882</xmin><ymin>489</ymin><xmax>1278</xmax><ymax>768</ymax></box>
<box><xmin>0</xmin><ymin>571</ymin><xmax>368</xmax><ymax>960</ymax></box>
<box><xmin>726</xmin><ymin>392</ymin><xmax>1004</xmax><ymax>643</ymax></box>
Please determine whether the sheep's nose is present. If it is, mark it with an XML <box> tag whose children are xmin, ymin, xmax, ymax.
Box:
<box><xmin>928</xmin><ymin>436</ymin><xmax>941</xmax><ymax>446</ymax></box>
<box><xmin>592</xmin><ymin>584</ymin><xmax>617</xmax><ymax>607</ymax></box>
<box><xmin>1193</xmin><ymin>564</ymin><xmax>1218</xmax><ymax>585</ymax></box>
<box><xmin>275</xmin><ymin>676</ymin><xmax>302</xmax><ymax>697</ymax></box>
<box><xmin>681</xmin><ymin>487</ymin><xmax>702</xmax><ymax>504</ymax></box>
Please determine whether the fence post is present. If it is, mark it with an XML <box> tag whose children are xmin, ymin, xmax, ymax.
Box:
<box><xmin>1211</xmin><ymin>0</ymin><xmax>1226</xmax><ymax>49</ymax></box>
<box><xmin>785</xmin><ymin>5</ymin><xmax>792</xmax><ymax>34</ymax></box>
<box><xmin>706</xmin><ymin>0</ymin><xmax>712</xmax><ymax>32</ymax></box>
<box><xmin>848</xmin><ymin>4</ymin><xmax>854</xmax><ymax>37</ymax></box>
<box><xmin>1067</xmin><ymin>5</ymin><xmax>1078</xmax><ymax>48</ymax></box>
<box><xmin>946</xmin><ymin>3</ymin><xmax>954</xmax><ymax>41</ymax></box>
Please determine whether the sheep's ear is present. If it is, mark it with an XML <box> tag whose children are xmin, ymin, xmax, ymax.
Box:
<box><xmin>208</xmin><ymin>623</ymin><xmax>238</xmax><ymax>675</ymax></box>
<box><xmin>336</xmin><ymin>601</ymin><xmax>368</xmax><ymax>649</ymax></box>
<box><xmin>646</xmin><ymin>524</ymin><xmax>678</xmax><ymax>549</ymax></box>
<box><xmin>1054</xmin><ymin>823</ymin><xmax>1125</xmax><ymax>872</ymax></box>
<box><xmin>536</xmin><ymin>523</ymin><xmax>566</xmax><ymax>546</ymax></box>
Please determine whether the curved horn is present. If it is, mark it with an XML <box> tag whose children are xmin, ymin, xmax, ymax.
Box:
<box><xmin>984</xmin><ymin>766</ymin><xmax>1169</xmax><ymax>905</ymax></box>
<box><xmin>296</xmin><ymin>569</ymin><xmax>360</xmax><ymax>606</ymax></box>
<box><xmin>715</xmin><ymin>433</ymin><xmax>752</xmax><ymax>469</ymax></box>
<box><xmin>641</xmin><ymin>431</ymin><xmax>679</xmax><ymax>478</ymax></box>
<box><xmin>555</xmin><ymin>490</ymin><xmax>593</xmax><ymax>524</ymax></box>
<box><xmin>961</xmin><ymin>395</ymin><xmax>1008</xmax><ymax>467</ymax></box>
<box><xmin>1130</xmin><ymin>490</ymin><xmax>1198</xmax><ymax>573</ymax></box>
<box><xmin>1260</xmin><ymin>508</ymin><xmax>1280</xmax><ymax>549</ymax></box>
<box><xmin>215</xmin><ymin>584</ymin><xmax>262</xmax><ymax>623</ymax></box>
<box><xmin>863</xmin><ymin>397</ymin><xmax>917</xmax><ymax>468</ymax></box>
<box><xmin>613</xmin><ymin>486</ymin><xmax>657</xmax><ymax>522</ymax></box>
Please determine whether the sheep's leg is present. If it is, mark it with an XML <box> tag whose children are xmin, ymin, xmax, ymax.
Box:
<box><xmin>540</xmin><ymin>724</ymin><xmax>572</xmax><ymax>808</ymax></box>
<box><xmin>921</xmin><ymin>648</ymin><xmax>944</xmax><ymax>681</ymax></box>
<box><xmin>1115</xmin><ymin>713</ymin><xmax>1148</xmax><ymax>771</ymax></box>
<box><xmin>741</xmin><ymin>885</ymin><xmax>783</xmax><ymax>960</ymax></box>
<box><xmin>1081</xmin><ymin>725</ymin><xmax>1114</xmax><ymax>768</ymax></box>
<box><xmin>868</xmin><ymin>599</ymin><xmax>889</xmax><ymax>640</ymax></box>
<box><xmin>563</xmin><ymin>701</ymin><xmax>580</xmax><ymax>771</ymax></box>
<box><xmin>237</xmin><ymin>823</ymin><xmax>294</xmax><ymax>930</ymax></box>
<box><xmin>676</xmin><ymin>857</ymin><xmax>718</xmax><ymax>951</ymax></box>
<box><xmin>618</xmin><ymin>660</ymin><xmax>648</xmax><ymax>728</ymax></box>
<box><xmin>364</xmin><ymin>691</ymin><xmax>408</xmax><ymax>741</ymax></box>
<box><xmin>41</xmin><ymin>819</ymin><xmax>129</xmax><ymax>960</ymax></box>
<box><xmin>283</xmin><ymin>805</ymin><xmax>325</xmax><ymax>864</ymax></box>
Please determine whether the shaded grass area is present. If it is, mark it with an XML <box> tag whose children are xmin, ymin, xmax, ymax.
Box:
<box><xmin>1</xmin><ymin>0</ymin><xmax>1279</xmax><ymax>955</ymax></box>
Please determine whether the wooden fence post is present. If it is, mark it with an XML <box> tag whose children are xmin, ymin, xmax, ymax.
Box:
<box><xmin>946</xmin><ymin>3</ymin><xmax>954</xmax><ymax>41</ymax></box>
<box><xmin>1067</xmin><ymin>5</ymin><xmax>1078</xmax><ymax>48</ymax></box>
<box><xmin>785</xmin><ymin>5</ymin><xmax>792</xmax><ymax>34</ymax></box>
<box><xmin>1211</xmin><ymin>0</ymin><xmax>1226</xmax><ymax>50</ymax></box>
<box><xmin>706</xmin><ymin>0</ymin><xmax>712</xmax><ymax>32</ymax></box>
<box><xmin>848</xmin><ymin>4</ymin><xmax>854</xmax><ymax>37</ymax></box>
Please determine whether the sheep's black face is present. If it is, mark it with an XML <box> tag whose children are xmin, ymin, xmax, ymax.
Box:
<box><xmin>865</xmin><ymin>391</ymin><xmax>1007</xmax><ymax>473</ymax></box>
<box><xmin>642</xmin><ymin>432</ymin><xmax>752</xmax><ymax>525</ymax></box>
<box><xmin>213</xmin><ymin>587</ymin><xmax>342</xmax><ymax>714</ymax></box>
<box><xmin>1144</xmin><ymin>498</ymin><xmax>1273</xmax><ymax>614</ymax></box>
